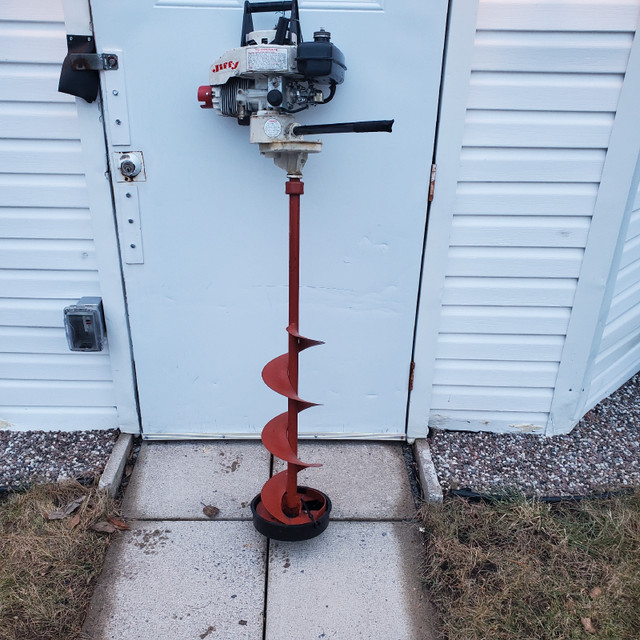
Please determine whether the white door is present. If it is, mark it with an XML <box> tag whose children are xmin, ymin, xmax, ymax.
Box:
<box><xmin>89</xmin><ymin>0</ymin><xmax>447</xmax><ymax>438</ymax></box>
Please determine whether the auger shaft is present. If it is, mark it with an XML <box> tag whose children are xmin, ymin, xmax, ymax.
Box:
<box><xmin>286</xmin><ymin>177</ymin><xmax>303</xmax><ymax>515</ymax></box>
<box><xmin>251</xmin><ymin>168</ymin><xmax>331</xmax><ymax>541</ymax></box>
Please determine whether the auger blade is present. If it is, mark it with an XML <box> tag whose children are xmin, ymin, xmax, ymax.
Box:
<box><xmin>287</xmin><ymin>324</ymin><xmax>324</xmax><ymax>351</ymax></box>
<box><xmin>261</xmin><ymin>470</ymin><xmax>311</xmax><ymax>525</ymax></box>
<box><xmin>261</xmin><ymin>412</ymin><xmax>322</xmax><ymax>467</ymax></box>
<box><xmin>262</xmin><ymin>353</ymin><xmax>317</xmax><ymax>410</ymax></box>
<box><xmin>251</xmin><ymin>176</ymin><xmax>331</xmax><ymax>541</ymax></box>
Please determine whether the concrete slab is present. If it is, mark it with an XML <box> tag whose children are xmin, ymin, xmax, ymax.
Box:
<box><xmin>122</xmin><ymin>441</ymin><xmax>270</xmax><ymax>520</ymax></box>
<box><xmin>272</xmin><ymin>442</ymin><xmax>415</xmax><ymax>520</ymax></box>
<box><xmin>83</xmin><ymin>521</ymin><xmax>266</xmax><ymax>640</ymax></box>
<box><xmin>265</xmin><ymin>521</ymin><xmax>437</xmax><ymax>640</ymax></box>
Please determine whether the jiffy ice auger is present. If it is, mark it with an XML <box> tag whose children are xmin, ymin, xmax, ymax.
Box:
<box><xmin>198</xmin><ymin>0</ymin><xmax>393</xmax><ymax>541</ymax></box>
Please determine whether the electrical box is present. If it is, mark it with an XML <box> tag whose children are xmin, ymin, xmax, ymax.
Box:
<box><xmin>63</xmin><ymin>297</ymin><xmax>106</xmax><ymax>352</ymax></box>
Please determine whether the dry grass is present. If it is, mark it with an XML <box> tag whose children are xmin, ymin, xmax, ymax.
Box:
<box><xmin>419</xmin><ymin>492</ymin><xmax>640</xmax><ymax>640</ymax></box>
<box><xmin>0</xmin><ymin>481</ymin><xmax>118</xmax><ymax>640</ymax></box>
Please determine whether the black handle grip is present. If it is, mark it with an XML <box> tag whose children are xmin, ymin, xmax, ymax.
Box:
<box><xmin>291</xmin><ymin>120</ymin><xmax>394</xmax><ymax>136</ymax></box>
<box><xmin>241</xmin><ymin>0</ymin><xmax>301</xmax><ymax>46</ymax></box>
<box><xmin>245</xmin><ymin>1</ymin><xmax>293</xmax><ymax>12</ymax></box>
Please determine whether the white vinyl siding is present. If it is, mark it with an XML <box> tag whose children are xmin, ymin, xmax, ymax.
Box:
<box><xmin>0</xmin><ymin>0</ymin><xmax>117</xmax><ymax>430</ymax></box>
<box><xmin>410</xmin><ymin>0</ymin><xmax>640</xmax><ymax>436</ymax></box>
<box><xmin>588</xmin><ymin>181</ymin><xmax>640</xmax><ymax>406</ymax></box>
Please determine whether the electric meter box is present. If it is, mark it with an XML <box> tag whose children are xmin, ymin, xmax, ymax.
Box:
<box><xmin>63</xmin><ymin>297</ymin><xmax>106</xmax><ymax>352</ymax></box>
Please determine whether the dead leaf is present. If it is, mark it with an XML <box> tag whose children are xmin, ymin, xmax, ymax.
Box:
<box><xmin>46</xmin><ymin>496</ymin><xmax>86</xmax><ymax>520</ymax></box>
<box><xmin>107</xmin><ymin>516</ymin><xmax>131</xmax><ymax>530</ymax></box>
<box><xmin>589</xmin><ymin>586</ymin><xmax>603</xmax><ymax>599</ymax></box>
<box><xmin>202</xmin><ymin>505</ymin><xmax>220</xmax><ymax>518</ymax></box>
<box><xmin>90</xmin><ymin>521</ymin><xmax>117</xmax><ymax>534</ymax></box>
<box><xmin>67</xmin><ymin>513</ymin><xmax>81</xmax><ymax>530</ymax></box>
<box><xmin>581</xmin><ymin>617</ymin><xmax>597</xmax><ymax>634</ymax></box>
<box><xmin>124</xmin><ymin>464</ymin><xmax>133</xmax><ymax>477</ymax></box>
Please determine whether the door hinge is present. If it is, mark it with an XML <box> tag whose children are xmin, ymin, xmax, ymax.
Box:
<box><xmin>428</xmin><ymin>163</ymin><xmax>437</xmax><ymax>202</ymax></box>
<box><xmin>408</xmin><ymin>361</ymin><xmax>416</xmax><ymax>392</ymax></box>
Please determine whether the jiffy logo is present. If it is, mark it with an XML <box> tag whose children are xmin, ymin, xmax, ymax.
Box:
<box><xmin>212</xmin><ymin>60</ymin><xmax>239</xmax><ymax>74</ymax></box>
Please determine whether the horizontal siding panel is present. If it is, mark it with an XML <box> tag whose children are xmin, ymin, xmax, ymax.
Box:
<box><xmin>0</xmin><ymin>380</ymin><xmax>115</xmax><ymax>407</ymax></box>
<box><xmin>430</xmin><ymin>410</ymin><xmax>548</xmax><ymax>433</ymax></box>
<box><xmin>468</xmin><ymin>72</ymin><xmax>624</xmax><ymax>112</ymax></box>
<box><xmin>0</xmin><ymin>406</ymin><xmax>118</xmax><ymax>430</ymax></box>
<box><xmin>459</xmin><ymin>148</ymin><xmax>606</xmax><ymax>183</ymax></box>
<box><xmin>0</xmin><ymin>327</ymin><xmax>73</xmax><ymax>354</ymax></box>
<box><xmin>0</xmin><ymin>239</ymin><xmax>97</xmax><ymax>270</ymax></box>
<box><xmin>0</xmin><ymin>353</ymin><xmax>112</xmax><ymax>381</ymax></box>
<box><xmin>442</xmin><ymin>277</ymin><xmax>576</xmax><ymax>307</ymax></box>
<box><xmin>463</xmin><ymin>110</ymin><xmax>614</xmax><ymax>148</ymax></box>
<box><xmin>0</xmin><ymin>22</ymin><xmax>66</xmax><ymax>64</ymax></box>
<box><xmin>0</xmin><ymin>139</ymin><xmax>83</xmax><ymax>174</ymax></box>
<box><xmin>0</xmin><ymin>174</ymin><xmax>89</xmax><ymax>208</ymax></box>
<box><xmin>0</xmin><ymin>1</ymin><xmax>64</xmax><ymax>21</ymax></box>
<box><xmin>431</xmin><ymin>385</ymin><xmax>553</xmax><ymax>412</ymax></box>
<box><xmin>613</xmin><ymin>258</ymin><xmax>640</xmax><ymax>297</ymax></box>
<box><xmin>607</xmin><ymin>280</ymin><xmax>640</xmax><ymax>324</ymax></box>
<box><xmin>436</xmin><ymin>333</ymin><xmax>565</xmax><ymax>361</ymax></box>
<box><xmin>473</xmin><ymin>31</ymin><xmax>633</xmax><ymax>73</ymax></box>
<box><xmin>625</xmin><ymin>208</ymin><xmax>640</xmax><ymax>241</ymax></box>
<box><xmin>0</xmin><ymin>2</ymin><xmax>119</xmax><ymax>432</ymax></box>
<box><xmin>600</xmin><ymin>305</ymin><xmax>640</xmax><ymax>353</ymax></box>
<box><xmin>434</xmin><ymin>359</ymin><xmax>558</xmax><ymax>387</ymax></box>
<box><xmin>439</xmin><ymin>306</ymin><xmax>571</xmax><ymax>335</ymax></box>
<box><xmin>592</xmin><ymin>331</ymin><xmax>640</xmax><ymax>379</ymax></box>
<box><xmin>447</xmin><ymin>246</ymin><xmax>584</xmax><ymax>278</ymax></box>
<box><xmin>0</xmin><ymin>102</ymin><xmax>80</xmax><ymax>140</ymax></box>
<box><xmin>618</xmin><ymin>233</ymin><xmax>640</xmax><ymax>270</ymax></box>
<box><xmin>0</xmin><ymin>298</ymin><xmax>73</xmax><ymax>327</ymax></box>
<box><xmin>1</xmin><ymin>208</ymin><xmax>93</xmax><ymax>239</ymax></box>
<box><xmin>454</xmin><ymin>182</ymin><xmax>599</xmax><ymax>216</ymax></box>
<box><xmin>588</xmin><ymin>342</ymin><xmax>640</xmax><ymax>410</ymax></box>
<box><xmin>477</xmin><ymin>1</ymin><xmax>640</xmax><ymax>31</ymax></box>
<box><xmin>0</xmin><ymin>269</ymin><xmax>100</xmax><ymax>298</ymax></box>
<box><xmin>0</xmin><ymin>64</ymin><xmax>72</xmax><ymax>102</ymax></box>
<box><xmin>450</xmin><ymin>215</ymin><xmax>590</xmax><ymax>247</ymax></box>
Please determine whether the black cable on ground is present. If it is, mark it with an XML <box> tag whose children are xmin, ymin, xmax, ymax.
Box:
<box><xmin>450</xmin><ymin>487</ymin><xmax>635</xmax><ymax>504</ymax></box>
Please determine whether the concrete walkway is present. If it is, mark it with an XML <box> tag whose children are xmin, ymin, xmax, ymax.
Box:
<box><xmin>83</xmin><ymin>441</ymin><xmax>437</xmax><ymax>639</ymax></box>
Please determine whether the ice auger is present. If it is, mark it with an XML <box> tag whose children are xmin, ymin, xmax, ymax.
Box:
<box><xmin>198</xmin><ymin>0</ymin><xmax>392</xmax><ymax>541</ymax></box>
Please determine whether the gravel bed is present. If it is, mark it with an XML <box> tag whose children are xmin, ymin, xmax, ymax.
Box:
<box><xmin>0</xmin><ymin>429</ymin><xmax>120</xmax><ymax>491</ymax></box>
<box><xmin>429</xmin><ymin>373</ymin><xmax>640</xmax><ymax>497</ymax></box>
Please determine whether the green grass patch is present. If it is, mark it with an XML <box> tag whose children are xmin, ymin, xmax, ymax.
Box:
<box><xmin>0</xmin><ymin>481</ymin><xmax>117</xmax><ymax>640</ymax></box>
<box><xmin>419</xmin><ymin>492</ymin><xmax>640</xmax><ymax>639</ymax></box>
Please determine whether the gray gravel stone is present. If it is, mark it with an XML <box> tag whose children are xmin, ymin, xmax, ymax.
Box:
<box><xmin>429</xmin><ymin>373</ymin><xmax>640</xmax><ymax>497</ymax></box>
<box><xmin>0</xmin><ymin>429</ymin><xmax>119</xmax><ymax>490</ymax></box>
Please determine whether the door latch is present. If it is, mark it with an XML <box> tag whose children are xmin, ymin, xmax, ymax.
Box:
<box><xmin>70</xmin><ymin>52</ymin><xmax>119</xmax><ymax>71</ymax></box>
<box><xmin>58</xmin><ymin>35</ymin><xmax>118</xmax><ymax>103</ymax></box>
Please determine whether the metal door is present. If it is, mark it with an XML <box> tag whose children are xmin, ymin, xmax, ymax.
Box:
<box><xmin>89</xmin><ymin>0</ymin><xmax>447</xmax><ymax>438</ymax></box>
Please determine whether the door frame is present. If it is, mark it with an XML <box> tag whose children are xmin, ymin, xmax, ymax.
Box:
<box><xmin>406</xmin><ymin>0</ymin><xmax>479</xmax><ymax>441</ymax></box>
<box><xmin>64</xmin><ymin>0</ymin><xmax>449</xmax><ymax>440</ymax></box>
<box><xmin>62</xmin><ymin>0</ymin><xmax>140</xmax><ymax>435</ymax></box>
